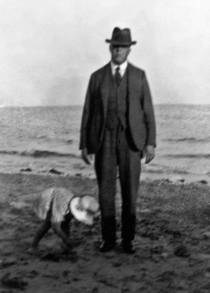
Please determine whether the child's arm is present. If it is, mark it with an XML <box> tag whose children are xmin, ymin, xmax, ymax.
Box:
<box><xmin>51</xmin><ymin>222</ymin><xmax>71</xmax><ymax>246</ymax></box>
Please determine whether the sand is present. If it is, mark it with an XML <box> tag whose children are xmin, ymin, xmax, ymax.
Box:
<box><xmin>0</xmin><ymin>172</ymin><xmax>210</xmax><ymax>293</ymax></box>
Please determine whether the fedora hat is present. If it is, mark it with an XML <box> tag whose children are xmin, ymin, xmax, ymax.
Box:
<box><xmin>105</xmin><ymin>27</ymin><xmax>137</xmax><ymax>46</ymax></box>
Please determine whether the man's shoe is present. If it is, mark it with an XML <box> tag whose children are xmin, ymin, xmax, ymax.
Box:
<box><xmin>99</xmin><ymin>241</ymin><xmax>115</xmax><ymax>252</ymax></box>
<box><xmin>122</xmin><ymin>242</ymin><xmax>135</xmax><ymax>254</ymax></box>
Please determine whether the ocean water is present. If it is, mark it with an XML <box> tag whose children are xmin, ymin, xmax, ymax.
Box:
<box><xmin>0</xmin><ymin>105</ymin><xmax>209</xmax><ymax>182</ymax></box>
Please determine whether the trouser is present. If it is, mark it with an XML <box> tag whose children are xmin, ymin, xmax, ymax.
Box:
<box><xmin>94</xmin><ymin>126</ymin><xmax>141</xmax><ymax>243</ymax></box>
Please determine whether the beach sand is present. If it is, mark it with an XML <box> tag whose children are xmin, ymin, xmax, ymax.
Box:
<box><xmin>0</xmin><ymin>172</ymin><xmax>210</xmax><ymax>293</ymax></box>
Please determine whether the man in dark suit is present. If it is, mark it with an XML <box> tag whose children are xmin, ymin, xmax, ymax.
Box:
<box><xmin>79</xmin><ymin>27</ymin><xmax>156</xmax><ymax>253</ymax></box>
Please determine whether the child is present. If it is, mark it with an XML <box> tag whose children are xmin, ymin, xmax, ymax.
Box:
<box><xmin>32</xmin><ymin>187</ymin><xmax>99</xmax><ymax>250</ymax></box>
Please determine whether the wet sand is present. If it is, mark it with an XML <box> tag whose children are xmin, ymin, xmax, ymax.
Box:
<box><xmin>0</xmin><ymin>172</ymin><xmax>210</xmax><ymax>293</ymax></box>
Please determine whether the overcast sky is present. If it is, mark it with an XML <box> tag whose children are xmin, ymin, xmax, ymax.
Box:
<box><xmin>0</xmin><ymin>0</ymin><xmax>209</xmax><ymax>106</ymax></box>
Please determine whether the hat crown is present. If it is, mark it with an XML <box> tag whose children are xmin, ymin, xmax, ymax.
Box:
<box><xmin>106</xmin><ymin>27</ymin><xmax>136</xmax><ymax>46</ymax></box>
<box><xmin>112</xmin><ymin>27</ymin><xmax>131</xmax><ymax>42</ymax></box>
<box><xmin>81</xmin><ymin>195</ymin><xmax>99</xmax><ymax>212</ymax></box>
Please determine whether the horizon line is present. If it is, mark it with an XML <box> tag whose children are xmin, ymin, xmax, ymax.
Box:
<box><xmin>0</xmin><ymin>103</ymin><xmax>210</xmax><ymax>108</ymax></box>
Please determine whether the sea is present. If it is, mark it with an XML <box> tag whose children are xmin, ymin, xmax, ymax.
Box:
<box><xmin>0</xmin><ymin>104</ymin><xmax>209</xmax><ymax>183</ymax></box>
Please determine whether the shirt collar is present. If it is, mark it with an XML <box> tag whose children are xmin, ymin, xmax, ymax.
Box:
<box><xmin>111</xmin><ymin>61</ymin><xmax>128</xmax><ymax>76</ymax></box>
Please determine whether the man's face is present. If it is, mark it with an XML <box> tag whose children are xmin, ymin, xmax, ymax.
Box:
<box><xmin>110</xmin><ymin>44</ymin><xmax>131</xmax><ymax>65</ymax></box>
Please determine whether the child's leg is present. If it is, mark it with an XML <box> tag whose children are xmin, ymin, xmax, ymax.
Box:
<box><xmin>32</xmin><ymin>220</ymin><xmax>51</xmax><ymax>248</ymax></box>
<box><xmin>32</xmin><ymin>203</ymin><xmax>52</xmax><ymax>248</ymax></box>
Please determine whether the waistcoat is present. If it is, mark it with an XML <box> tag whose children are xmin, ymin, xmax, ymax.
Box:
<box><xmin>105</xmin><ymin>69</ymin><xmax>128</xmax><ymax>130</ymax></box>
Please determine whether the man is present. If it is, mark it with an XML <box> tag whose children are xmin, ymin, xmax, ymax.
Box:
<box><xmin>79</xmin><ymin>27</ymin><xmax>156</xmax><ymax>254</ymax></box>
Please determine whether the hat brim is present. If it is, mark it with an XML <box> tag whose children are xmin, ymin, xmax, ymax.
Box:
<box><xmin>105</xmin><ymin>39</ymin><xmax>137</xmax><ymax>46</ymax></box>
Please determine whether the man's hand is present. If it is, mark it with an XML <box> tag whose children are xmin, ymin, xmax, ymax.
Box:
<box><xmin>144</xmin><ymin>145</ymin><xmax>155</xmax><ymax>164</ymax></box>
<box><xmin>81</xmin><ymin>148</ymin><xmax>93</xmax><ymax>165</ymax></box>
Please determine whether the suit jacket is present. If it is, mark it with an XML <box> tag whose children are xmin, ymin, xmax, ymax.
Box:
<box><xmin>79</xmin><ymin>62</ymin><xmax>156</xmax><ymax>154</ymax></box>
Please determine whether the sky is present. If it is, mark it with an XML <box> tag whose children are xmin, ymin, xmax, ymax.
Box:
<box><xmin>0</xmin><ymin>0</ymin><xmax>209</xmax><ymax>106</ymax></box>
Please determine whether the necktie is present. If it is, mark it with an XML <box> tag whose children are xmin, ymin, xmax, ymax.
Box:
<box><xmin>115</xmin><ymin>66</ymin><xmax>121</xmax><ymax>86</ymax></box>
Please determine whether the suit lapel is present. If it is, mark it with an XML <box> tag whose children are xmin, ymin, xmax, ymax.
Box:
<box><xmin>100</xmin><ymin>63</ymin><xmax>112</xmax><ymax>116</ymax></box>
<box><xmin>127</xmin><ymin>63</ymin><xmax>139</xmax><ymax>102</ymax></box>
